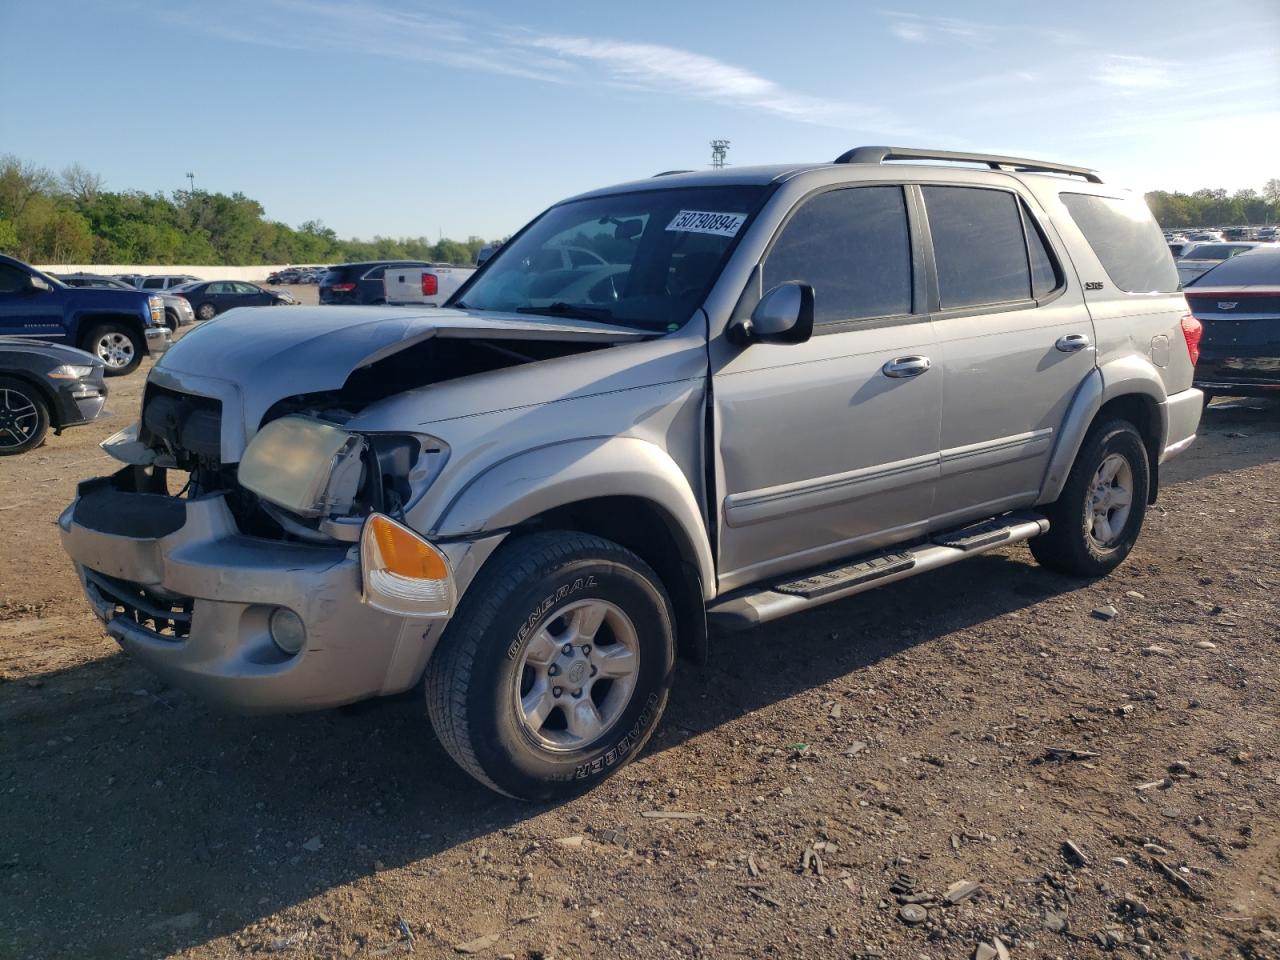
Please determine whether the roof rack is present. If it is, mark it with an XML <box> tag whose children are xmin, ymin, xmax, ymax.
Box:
<box><xmin>833</xmin><ymin>146</ymin><xmax>1102</xmax><ymax>183</ymax></box>
<box><xmin>652</xmin><ymin>169</ymin><xmax>695</xmax><ymax>177</ymax></box>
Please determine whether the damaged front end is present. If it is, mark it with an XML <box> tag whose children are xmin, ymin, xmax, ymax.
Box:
<box><xmin>60</xmin><ymin>308</ymin><xmax>638</xmax><ymax>711</ymax></box>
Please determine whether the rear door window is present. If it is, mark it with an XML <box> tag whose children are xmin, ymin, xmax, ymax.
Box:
<box><xmin>763</xmin><ymin>185</ymin><xmax>912</xmax><ymax>324</ymax></box>
<box><xmin>922</xmin><ymin>186</ymin><xmax>1031</xmax><ymax>309</ymax></box>
<box><xmin>1059</xmin><ymin>193</ymin><xmax>1179</xmax><ymax>293</ymax></box>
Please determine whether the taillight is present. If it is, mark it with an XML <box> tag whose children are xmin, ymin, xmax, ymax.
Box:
<box><xmin>331</xmin><ymin>282</ymin><xmax>356</xmax><ymax>293</ymax></box>
<box><xmin>1180</xmin><ymin>313</ymin><xmax>1202</xmax><ymax>365</ymax></box>
<box><xmin>421</xmin><ymin>273</ymin><xmax>438</xmax><ymax>296</ymax></box>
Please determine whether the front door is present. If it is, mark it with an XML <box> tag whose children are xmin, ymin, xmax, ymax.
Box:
<box><xmin>918</xmin><ymin>185</ymin><xmax>1097</xmax><ymax>527</ymax></box>
<box><xmin>0</xmin><ymin>262</ymin><xmax>64</xmax><ymax>340</ymax></box>
<box><xmin>712</xmin><ymin>185</ymin><xmax>942</xmax><ymax>592</ymax></box>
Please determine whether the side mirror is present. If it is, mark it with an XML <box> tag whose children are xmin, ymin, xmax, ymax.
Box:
<box><xmin>735</xmin><ymin>281</ymin><xmax>814</xmax><ymax>344</ymax></box>
<box><xmin>27</xmin><ymin>275</ymin><xmax>51</xmax><ymax>294</ymax></box>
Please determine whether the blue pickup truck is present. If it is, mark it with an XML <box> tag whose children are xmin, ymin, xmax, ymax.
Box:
<box><xmin>0</xmin><ymin>254</ymin><xmax>171</xmax><ymax>376</ymax></box>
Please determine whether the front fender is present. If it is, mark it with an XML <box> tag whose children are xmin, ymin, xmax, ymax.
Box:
<box><xmin>431</xmin><ymin>436</ymin><xmax>716</xmax><ymax>600</ymax></box>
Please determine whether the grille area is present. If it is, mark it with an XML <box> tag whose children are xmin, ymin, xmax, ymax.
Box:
<box><xmin>84</xmin><ymin>569</ymin><xmax>193</xmax><ymax>642</ymax></box>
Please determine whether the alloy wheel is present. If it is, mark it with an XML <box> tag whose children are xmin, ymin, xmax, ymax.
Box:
<box><xmin>1086</xmin><ymin>452</ymin><xmax>1134</xmax><ymax>548</ymax></box>
<box><xmin>513</xmin><ymin>599</ymin><xmax>641</xmax><ymax>751</ymax></box>
<box><xmin>0</xmin><ymin>388</ymin><xmax>40</xmax><ymax>450</ymax></box>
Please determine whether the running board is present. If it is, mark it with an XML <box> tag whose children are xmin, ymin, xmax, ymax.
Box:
<box><xmin>707</xmin><ymin>513</ymin><xmax>1049</xmax><ymax>631</ymax></box>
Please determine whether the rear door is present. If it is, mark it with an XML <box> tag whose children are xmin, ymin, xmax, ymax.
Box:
<box><xmin>713</xmin><ymin>184</ymin><xmax>942</xmax><ymax>591</ymax></box>
<box><xmin>922</xmin><ymin>184</ymin><xmax>1095</xmax><ymax>527</ymax></box>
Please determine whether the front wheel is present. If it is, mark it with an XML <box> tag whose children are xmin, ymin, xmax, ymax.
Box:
<box><xmin>0</xmin><ymin>376</ymin><xmax>50</xmax><ymax>455</ymax></box>
<box><xmin>1030</xmin><ymin>419</ymin><xmax>1150</xmax><ymax>577</ymax></box>
<box><xmin>84</xmin><ymin>323</ymin><xmax>143</xmax><ymax>376</ymax></box>
<box><xmin>426</xmin><ymin>531</ymin><xmax>675</xmax><ymax>800</ymax></box>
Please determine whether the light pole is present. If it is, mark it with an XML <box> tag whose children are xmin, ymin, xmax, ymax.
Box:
<box><xmin>185</xmin><ymin>172</ymin><xmax>195</xmax><ymax>193</ymax></box>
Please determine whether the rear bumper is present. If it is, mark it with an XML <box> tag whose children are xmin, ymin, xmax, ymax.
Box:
<box><xmin>1194</xmin><ymin>378</ymin><xmax>1280</xmax><ymax>398</ymax></box>
<box><xmin>56</xmin><ymin>470</ymin><xmax>486</xmax><ymax>714</ymax></box>
<box><xmin>1160</xmin><ymin>387</ymin><xmax>1203</xmax><ymax>463</ymax></box>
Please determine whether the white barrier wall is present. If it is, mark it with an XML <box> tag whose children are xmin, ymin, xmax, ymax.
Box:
<box><xmin>34</xmin><ymin>264</ymin><xmax>304</xmax><ymax>283</ymax></box>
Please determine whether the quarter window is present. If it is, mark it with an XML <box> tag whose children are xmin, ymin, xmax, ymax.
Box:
<box><xmin>1059</xmin><ymin>193</ymin><xmax>1179</xmax><ymax>294</ymax></box>
<box><xmin>922</xmin><ymin>186</ymin><xmax>1032</xmax><ymax>309</ymax></box>
<box><xmin>764</xmin><ymin>186</ymin><xmax>912</xmax><ymax>324</ymax></box>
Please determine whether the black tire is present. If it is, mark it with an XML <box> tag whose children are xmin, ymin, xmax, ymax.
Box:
<box><xmin>83</xmin><ymin>322</ymin><xmax>143</xmax><ymax>376</ymax></box>
<box><xmin>163</xmin><ymin>309</ymin><xmax>180</xmax><ymax>332</ymax></box>
<box><xmin>0</xmin><ymin>376</ymin><xmax>50</xmax><ymax>456</ymax></box>
<box><xmin>1030</xmin><ymin>419</ymin><xmax>1150</xmax><ymax>578</ymax></box>
<box><xmin>196</xmin><ymin>302</ymin><xmax>217</xmax><ymax>321</ymax></box>
<box><xmin>426</xmin><ymin>531</ymin><xmax>676</xmax><ymax>800</ymax></box>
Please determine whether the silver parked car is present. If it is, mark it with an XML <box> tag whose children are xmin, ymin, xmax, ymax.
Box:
<box><xmin>59</xmin><ymin>146</ymin><xmax>1203</xmax><ymax>798</ymax></box>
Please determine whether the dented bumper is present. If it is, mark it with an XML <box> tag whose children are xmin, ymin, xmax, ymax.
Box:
<box><xmin>57</xmin><ymin>470</ymin><xmax>495</xmax><ymax>713</ymax></box>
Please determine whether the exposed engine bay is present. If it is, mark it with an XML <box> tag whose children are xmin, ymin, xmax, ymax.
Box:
<box><xmin>125</xmin><ymin>336</ymin><xmax>610</xmax><ymax>544</ymax></box>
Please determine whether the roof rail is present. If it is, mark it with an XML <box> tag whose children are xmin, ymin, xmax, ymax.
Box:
<box><xmin>833</xmin><ymin>146</ymin><xmax>1102</xmax><ymax>183</ymax></box>
<box><xmin>652</xmin><ymin>169</ymin><xmax>695</xmax><ymax>178</ymax></box>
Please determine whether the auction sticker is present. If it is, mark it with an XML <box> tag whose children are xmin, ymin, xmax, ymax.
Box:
<box><xmin>665</xmin><ymin>210</ymin><xmax>746</xmax><ymax>238</ymax></box>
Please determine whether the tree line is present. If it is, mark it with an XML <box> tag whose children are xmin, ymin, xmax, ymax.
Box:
<box><xmin>0</xmin><ymin>155</ymin><xmax>497</xmax><ymax>267</ymax></box>
<box><xmin>1143</xmin><ymin>180</ymin><xmax>1279</xmax><ymax>229</ymax></box>
<box><xmin>3</xmin><ymin>155</ymin><xmax>1277</xmax><ymax>266</ymax></box>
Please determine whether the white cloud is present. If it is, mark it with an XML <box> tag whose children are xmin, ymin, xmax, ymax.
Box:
<box><xmin>161</xmin><ymin>0</ymin><xmax>910</xmax><ymax>135</ymax></box>
<box><xmin>1095</xmin><ymin>55</ymin><xmax>1174</xmax><ymax>91</ymax></box>
<box><xmin>524</xmin><ymin>34</ymin><xmax>904</xmax><ymax>131</ymax></box>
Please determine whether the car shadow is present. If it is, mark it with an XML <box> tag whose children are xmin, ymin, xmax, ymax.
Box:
<box><xmin>1</xmin><ymin>550</ymin><xmax>1084</xmax><ymax>958</ymax></box>
<box><xmin>1163</xmin><ymin>397</ymin><xmax>1279</xmax><ymax>486</ymax></box>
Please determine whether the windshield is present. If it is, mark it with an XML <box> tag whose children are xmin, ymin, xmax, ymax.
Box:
<box><xmin>455</xmin><ymin>185</ymin><xmax>769</xmax><ymax>330</ymax></box>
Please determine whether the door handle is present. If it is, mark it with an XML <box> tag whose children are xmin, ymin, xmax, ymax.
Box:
<box><xmin>1055</xmin><ymin>333</ymin><xmax>1091</xmax><ymax>353</ymax></box>
<box><xmin>881</xmin><ymin>356</ymin><xmax>932</xmax><ymax>378</ymax></box>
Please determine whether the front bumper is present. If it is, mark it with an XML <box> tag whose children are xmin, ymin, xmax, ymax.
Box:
<box><xmin>144</xmin><ymin>326</ymin><xmax>171</xmax><ymax>356</ymax></box>
<box><xmin>58</xmin><ymin>470</ymin><xmax>492</xmax><ymax>713</ymax></box>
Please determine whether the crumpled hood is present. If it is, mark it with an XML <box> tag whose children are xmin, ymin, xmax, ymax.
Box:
<box><xmin>147</xmin><ymin>305</ymin><xmax>649</xmax><ymax>460</ymax></box>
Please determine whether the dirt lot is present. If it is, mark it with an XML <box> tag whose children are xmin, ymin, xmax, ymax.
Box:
<box><xmin>1</xmin><ymin>337</ymin><xmax>1277</xmax><ymax>959</ymax></box>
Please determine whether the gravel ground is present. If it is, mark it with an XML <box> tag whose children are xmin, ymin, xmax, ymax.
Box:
<box><xmin>0</xmin><ymin>336</ymin><xmax>1276</xmax><ymax>959</ymax></box>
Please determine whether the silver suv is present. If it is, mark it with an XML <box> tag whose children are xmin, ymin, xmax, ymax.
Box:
<box><xmin>59</xmin><ymin>147</ymin><xmax>1203</xmax><ymax>799</ymax></box>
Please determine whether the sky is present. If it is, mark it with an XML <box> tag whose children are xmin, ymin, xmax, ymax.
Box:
<box><xmin>2</xmin><ymin>0</ymin><xmax>1277</xmax><ymax>242</ymax></box>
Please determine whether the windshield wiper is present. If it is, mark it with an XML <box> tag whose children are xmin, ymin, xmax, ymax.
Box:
<box><xmin>515</xmin><ymin>302</ymin><xmax>614</xmax><ymax>322</ymax></box>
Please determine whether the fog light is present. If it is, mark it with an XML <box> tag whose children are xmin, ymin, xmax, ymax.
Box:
<box><xmin>269</xmin><ymin>608</ymin><xmax>306</xmax><ymax>655</ymax></box>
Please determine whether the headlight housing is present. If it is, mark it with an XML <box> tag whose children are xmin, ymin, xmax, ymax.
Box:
<box><xmin>46</xmin><ymin>364</ymin><xmax>93</xmax><ymax>380</ymax></box>
<box><xmin>238</xmin><ymin>416</ymin><xmax>365</xmax><ymax>518</ymax></box>
<box><xmin>148</xmin><ymin>295</ymin><xmax>165</xmax><ymax>324</ymax></box>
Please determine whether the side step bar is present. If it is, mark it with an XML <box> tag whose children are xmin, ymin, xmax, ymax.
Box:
<box><xmin>707</xmin><ymin>512</ymin><xmax>1049</xmax><ymax>631</ymax></box>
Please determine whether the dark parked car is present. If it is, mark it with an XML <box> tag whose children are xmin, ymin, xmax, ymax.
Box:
<box><xmin>319</xmin><ymin>261</ymin><xmax>430</xmax><ymax>304</ymax></box>
<box><xmin>0</xmin><ymin>255</ymin><xmax>170</xmax><ymax>376</ymax></box>
<box><xmin>53</xmin><ymin>274</ymin><xmax>196</xmax><ymax>330</ymax></box>
<box><xmin>0</xmin><ymin>337</ymin><xmax>107</xmax><ymax>455</ymax></box>
<box><xmin>1185</xmin><ymin>247</ymin><xmax>1280</xmax><ymax>401</ymax></box>
<box><xmin>170</xmin><ymin>280</ymin><xmax>297</xmax><ymax>320</ymax></box>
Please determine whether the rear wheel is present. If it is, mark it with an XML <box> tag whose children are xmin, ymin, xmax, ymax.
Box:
<box><xmin>196</xmin><ymin>302</ymin><xmax>217</xmax><ymax>321</ymax></box>
<box><xmin>426</xmin><ymin>531</ymin><xmax>675</xmax><ymax>800</ymax></box>
<box><xmin>84</xmin><ymin>323</ymin><xmax>142</xmax><ymax>376</ymax></box>
<box><xmin>0</xmin><ymin>377</ymin><xmax>50</xmax><ymax>456</ymax></box>
<box><xmin>1030</xmin><ymin>419</ymin><xmax>1149</xmax><ymax>577</ymax></box>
